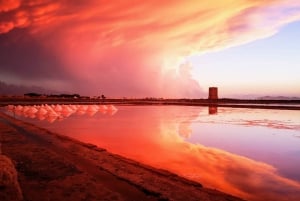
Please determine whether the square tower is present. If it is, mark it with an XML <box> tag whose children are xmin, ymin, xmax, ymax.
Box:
<box><xmin>208</xmin><ymin>87</ymin><xmax>218</xmax><ymax>100</ymax></box>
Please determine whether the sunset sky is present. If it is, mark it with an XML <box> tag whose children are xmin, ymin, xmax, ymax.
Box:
<box><xmin>0</xmin><ymin>0</ymin><xmax>300</xmax><ymax>98</ymax></box>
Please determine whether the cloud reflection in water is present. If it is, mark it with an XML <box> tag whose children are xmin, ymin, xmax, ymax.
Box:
<box><xmin>4</xmin><ymin>105</ymin><xmax>300</xmax><ymax>201</ymax></box>
<box><xmin>153</xmin><ymin>107</ymin><xmax>300</xmax><ymax>201</ymax></box>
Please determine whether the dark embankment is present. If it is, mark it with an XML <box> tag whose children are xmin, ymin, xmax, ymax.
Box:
<box><xmin>1</xmin><ymin>96</ymin><xmax>300</xmax><ymax>110</ymax></box>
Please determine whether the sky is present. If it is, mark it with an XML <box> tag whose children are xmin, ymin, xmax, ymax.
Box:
<box><xmin>0</xmin><ymin>0</ymin><xmax>300</xmax><ymax>98</ymax></box>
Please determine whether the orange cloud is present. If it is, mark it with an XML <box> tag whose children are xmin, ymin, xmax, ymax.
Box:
<box><xmin>2</xmin><ymin>1</ymin><xmax>300</xmax><ymax>56</ymax></box>
<box><xmin>1</xmin><ymin>0</ymin><xmax>300</xmax><ymax>96</ymax></box>
<box><xmin>0</xmin><ymin>0</ymin><xmax>20</xmax><ymax>12</ymax></box>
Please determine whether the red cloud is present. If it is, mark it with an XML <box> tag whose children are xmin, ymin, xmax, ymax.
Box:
<box><xmin>1</xmin><ymin>0</ymin><xmax>300</xmax><ymax>96</ymax></box>
<box><xmin>0</xmin><ymin>0</ymin><xmax>20</xmax><ymax>12</ymax></box>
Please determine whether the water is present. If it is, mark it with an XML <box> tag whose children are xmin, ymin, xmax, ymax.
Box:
<box><xmin>3</xmin><ymin>105</ymin><xmax>300</xmax><ymax>201</ymax></box>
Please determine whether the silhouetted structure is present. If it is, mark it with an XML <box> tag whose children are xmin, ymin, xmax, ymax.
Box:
<box><xmin>24</xmin><ymin>93</ymin><xmax>42</xmax><ymax>97</ymax></box>
<box><xmin>208</xmin><ymin>87</ymin><xmax>218</xmax><ymax>100</ymax></box>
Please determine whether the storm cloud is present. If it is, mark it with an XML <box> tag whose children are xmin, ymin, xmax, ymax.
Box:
<box><xmin>1</xmin><ymin>0</ymin><xmax>300</xmax><ymax>97</ymax></box>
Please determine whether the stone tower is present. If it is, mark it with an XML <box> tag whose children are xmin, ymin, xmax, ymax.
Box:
<box><xmin>208</xmin><ymin>87</ymin><xmax>218</xmax><ymax>100</ymax></box>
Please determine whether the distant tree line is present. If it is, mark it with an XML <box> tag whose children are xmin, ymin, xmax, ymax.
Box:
<box><xmin>48</xmin><ymin>94</ymin><xmax>81</xmax><ymax>98</ymax></box>
<box><xmin>24</xmin><ymin>93</ymin><xmax>81</xmax><ymax>98</ymax></box>
<box><xmin>23</xmin><ymin>93</ymin><xmax>107</xmax><ymax>99</ymax></box>
<box><xmin>24</xmin><ymin>93</ymin><xmax>42</xmax><ymax>97</ymax></box>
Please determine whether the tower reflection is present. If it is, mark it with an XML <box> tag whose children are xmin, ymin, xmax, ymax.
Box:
<box><xmin>208</xmin><ymin>105</ymin><xmax>218</xmax><ymax>115</ymax></box>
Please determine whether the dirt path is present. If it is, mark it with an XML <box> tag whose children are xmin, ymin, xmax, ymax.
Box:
<box><xmin>0</xmin><ymin>112</ymin><xmax>244</xmax><ymax>201</ymax></box>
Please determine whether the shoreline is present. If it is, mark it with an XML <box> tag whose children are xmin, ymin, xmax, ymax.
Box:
<box><xmin>0</xmin><ymin>112</ymin><xmax>244</xmax><ymax>201</ymax></box>
<box><xmin>1</xmin><ymin>99</ymin><xmax>300</xmax><ymax>110</ymax></box>
<box><xmin>1</xmin><ymin>96</ymin><xmax>300</xmax><ymax>110</ymax></box>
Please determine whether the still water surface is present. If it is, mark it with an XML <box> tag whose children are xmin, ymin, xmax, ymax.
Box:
<box><xmin>4</xmin><ymin>105</ymin><xmax>300</xmax><ymax>201</ymax></box>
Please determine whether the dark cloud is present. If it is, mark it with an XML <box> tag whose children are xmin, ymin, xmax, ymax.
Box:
<box><xmin>0</xmin><ymin>80</ymin><xmax>62</xmax><ymax>95</ymax></box>
<box><xmin>0</xmin><ymin>28</ymin><xmax>69</xmax><ymax>81</ymax></box>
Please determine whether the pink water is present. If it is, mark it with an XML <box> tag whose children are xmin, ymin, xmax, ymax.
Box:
<box><xmin>4</xmin><ymin>105</ymin><xmax>300</xmax><ymax>201</ymax></box>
